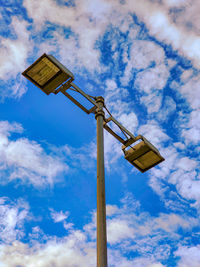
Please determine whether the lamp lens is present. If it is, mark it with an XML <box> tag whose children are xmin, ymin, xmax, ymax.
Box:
<box><xmin>26</xmin><ymin>57</ymin><xmax>60</xmax><ymax>86</ymax></box>
<box><xmin>134</xmin><ymin>151</ymin><xmax>161</xmax><ymax>170</ymax></box>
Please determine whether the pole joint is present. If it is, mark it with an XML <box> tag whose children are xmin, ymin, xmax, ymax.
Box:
<box><xmin>95</xmin><ymin>96</ymin><xmax>105</xmax><ymax>120</ymax></box>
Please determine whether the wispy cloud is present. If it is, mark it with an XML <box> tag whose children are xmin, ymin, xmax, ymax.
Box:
<box><xmin>0</xmin><ymin>121</ymin><xmax>68</xmax><ymax>187</ymax></box>
<box><xmin>0</xmin><ymin>197</ymin><xmax>29</xmax><ymax>244</ymax></box>
<box><xmin>175</xmin><ymin>245</ymin><xmax>200</xmax><ymax>267</ymax></box>
<box><xmin>0</xmin><ymin>193</ymin><xmax>198</xmax><ymax>266</ymax></box>
<box><xmin>50</xmin><ymin>208</ymin><xmax>69</xmax><ymax>223</ymax></box>
<box><xmin>0</xmin><ymin>17</ymin><xmax>32</xmax><ymax>98</ymax></box>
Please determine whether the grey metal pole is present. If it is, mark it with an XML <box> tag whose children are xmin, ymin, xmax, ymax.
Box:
<box><xmin>95</xmin><ymin>96</ymin><xmax>108</xmax><ymax>267</ymax></box>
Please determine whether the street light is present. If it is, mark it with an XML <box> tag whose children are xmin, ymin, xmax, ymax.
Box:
<box><xmin>122</xmin><ymin>136</ymin><xmax>164</xmax><ymax>173</ymax></box>
<box><xmin>22</xmin><ymin>53</ymin><xmax>165</xmax><ymax>267</ymax></box>
<box><xmin>22</xmin><ymin>53</ymin><xmax>74</xmax><ymax>95</ymax></box>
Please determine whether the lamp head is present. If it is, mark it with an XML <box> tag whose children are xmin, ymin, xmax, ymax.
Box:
<box><xmin>22</xmin><ymin>53</ymin><xmax>74</xmax><ymax>95</ymax></box>
<box><xmin>122</xmin><ymin>136</ymin><xmax>165</xmax><ymax>173</ymax></box>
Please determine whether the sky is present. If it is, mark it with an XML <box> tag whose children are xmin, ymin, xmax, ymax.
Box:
<box><xmin>0</xmin><ymin>0</ymin><xmax>200</xmax><ymax>266</ymax></box>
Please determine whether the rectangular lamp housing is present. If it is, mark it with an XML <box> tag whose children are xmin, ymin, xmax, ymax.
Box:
<box><xmin>123</xmin><ymin>137</ymin><xmax>165</xmax><ymax>173</ymax></box>
<box><xmin>22</xmin><ymin>53</ymin><xmax>74</xmax><ymax>95</ymax></box>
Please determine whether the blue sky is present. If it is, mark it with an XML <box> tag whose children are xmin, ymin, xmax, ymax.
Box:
<box><xmin>0</xmin><ymin>0</ymin><xmax>200</xmax><ymax>266</ymax></box>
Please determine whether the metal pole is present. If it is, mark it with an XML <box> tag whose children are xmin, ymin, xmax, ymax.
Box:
<box><xmin>95</xmin><ymin>96</ymin><xmax>107</xmax><ymax>267</ymax></box>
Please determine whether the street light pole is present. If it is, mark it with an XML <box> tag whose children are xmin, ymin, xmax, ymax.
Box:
<box><xmin>95</xmin><ymin>96</ymin><xmax>107</xmax><ymax>267</ymax></box>
<box><xmin>22</xmin><ymin>53</ymin><xmax>165</xmax><ymax>267</ymax></box>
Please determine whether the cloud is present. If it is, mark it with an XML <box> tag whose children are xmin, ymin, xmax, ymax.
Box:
<box><xmin>23</xmin><ymin>0</ymin><xmax>111</xmax><ymax>74</ymax></box>
<box><xmin>123</xmin><ymin>0</ymin><xmax>200</xmax><ymax>68</ymax></box>
<box><xmin>87</xmin><ymin>193</ymin><xmax>197</xmax><ymax>254</ymax></box>
<box><xmin>0</xmin><ymin>17</ymin><xmax>32</xmax><ymax>98</ymax></box>
<box><xmin>173</xmin><ymin>142</ymin><xmax>185</xmax><ymax>150</ymax></box>
<box><xmin>107</xmin><ymin>217</ymin><xmax>135</xmax><ymax>244</ymax></box>
<box><xmin>175</xmin><ymin>245</ymin><xmax>200</xmax><ymax>267</ymax></box>
<box><xmin>0</xmin><ymin>197</ymin><xmax>29</xmax><ymax>244</ymax></box>
<box><xmin>179</xmin><ymin>71</ymin><xmax>200</xmax><ymax>110</ymax></box>
<box><xmin>22</xmin><ymin>0</ymin><xmax>200</xmax><ymax>70</ymax></box>
<box><xmin>169</xmin><ymin>170</ymin><xmax>200</xmax><ymax>206</ymax></box>
<box><xmin>181</xmin><ymin>108</ymin><xmax>200</xmax><ymax>145</ymax></box>
<box><xmin>164</xmin><ymin>0</ymin><xmax>200</xmax><ymax>35</ymax></box>
<box><xmin>138</xmin><ymin>120</ymin><xmax>169</xmax><ymax>148</ymax></box>
<box><xmin>105</xmin><ymin>80</ymin><xmax>129</xmax><ymax>113</ymax></box>
<box><xmin>175</xmin><ymin>70</ymin><xmax>200</xmax><ymax>145</ymax></box>
<box><xmin>0</xmin><ymin>195</ymin><xmax>197</xmax><ymax>266</ymax></box>
<box><xmin>122</xmin><ymin>39</ymin><xmax>169</xmax><ymax>92</ymax></box>
<box><xmin>150</xmin><ymin>142</ymin><xmax>200</xmax><ymax>208</ymax></box>
<box><xmin>176</xmin><ymin>157</ymin><xmax>197</xmax><ymax>172</ymax></box>
<box><xmin>0</xmin><ymin>232</ymin><xmax>96</xmax><ymax>267</ymax></box>
<box><xmin>0</xmin><ymin>191</ymin><xmax>198</xmax><ymax>266</ymax></box>
<box><xmin>49</xmin><ymin>208</ymin><xmax>74</xmax><ymax>231</ymax></box>
<box><xmin>0</xmin><ymin>121</ymin><xmax>68</xmax><ymax>187</ymax></box>
<box><xmin>0</xmin><ymin>120</ymin><xmax>23</xmax><ymax>136</ymax></box>
<box><xmin>124</xmin><ymin>0</ymin><xmax>200</xmax><ymax>69</ymax></box>
<box><xmin>129</xmin><ymin>40</ymin><xmax>166</xmax><ymax>71</ymax></box>
<box><xmin>50</xmin><ymin>208</ymin><xmax>69</xmax><ymax>223</ymax></box>
<box><xmin>2</xmin><ymin>0</ymin><xmax>200</xmax><ymax>103</ymax></box>
<box><xmin>122</xmin><ymin>39</ymin><xmax>170</xmax><ymax>114</ymax></box>
<box><xmin>157</xmin><ymin>96</ymin><xmax>176</xmax><ymax>122</ymax></box>
<box><xmin>0</xmin><ymin>240</ymin><xmax>165</xmax><ymax>267</ymax></box>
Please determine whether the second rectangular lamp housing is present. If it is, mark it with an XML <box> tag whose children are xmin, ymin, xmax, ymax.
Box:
<box><xmin>123</xmin><ymin>136</ymin><xmax>165</xmax><ymax>173</ymax></box>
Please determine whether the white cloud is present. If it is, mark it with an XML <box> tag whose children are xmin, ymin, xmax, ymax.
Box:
<box><xmin>0</xmin><ymin>17</ymin><xmax>32</xmax><ymax>97</ymax></box>
<box><xmin>50</xmin><ymin>209</ymin><xmax>69</xmax><ymax>223</ymax></box>
<box><xmin>179</xmin><ymin>74</ymin><xmax>200</xmax><ymax>110</ymax></box>
<box><xmin>164</xmin><ymin>0</ymin><xmax>200</xmax><ymax>35</ymax></box>
<box><xmin>175</xmin><ymin>245</ymin><xmax>200</xmax><ymax>267</ymax></box>
<box><xmin>176</xmin><ymin>157</ymin><xmax>197</xmax><ymax>172</ymax></box>
<box><xmin>0</xmin><ymin>194</ymin><xmax>198</xmax><ymax>266</ymax></box>
<box><xmin>123</xmin><ymin>0</ymin><xmax>200</xmax><ymax>68</ymax></box>
<box><xmin>104</xmin><ymin>79</ymin><xmax>131</xmax><ymax>117</ymax></box>
<box><xmin>140</xmin><ymin>93</ymin><xmax>162</xmax><ymax>114</ymax></box>
<box><xmin>49</xmin><ymin>208</ymin><xmax>74</xmax><ymax>231</ymax></box>
<box><xmin>23</xmin><ymin>0</ymin><xmax>110</xmax><ymax>74</ymax></box>
<box><xmin>138</xmin><ymin>121</ymin><xmax>169</xmax><ymax>148</ymax></box>
<box><xmin>130</xmin><ymin>40</ymin><xmax>166</xmax><ymax>70</ymax></box>
<box><xmin>123</xmin><ymin>40</ymin><xmax>170</xmax><ymax>114</ymax></box>
<box><xmin>0</xmin><ymin>120</ymin><xmax>23</xmax><ymax>136</ymax></box>
<box><xmin>107</xmin><ymin>218</ymin><xmax>135</xmax><ymax>244</ymax></box>
<box><xmin>0</xmin><ymin>121</ymin><xmax>68</xmax><ymax>187</ymax></box>
<box><xmin>180</xmin><ymin>69</ymin><xmax>194</xmax><ymax>83</ymax></box>
<box><xmin>169</xmin><ymin>170</ymin><xmax>200</xmax><ymax>206</ymax></box>
<box><xmin>153</xmin><ymin>213</ymin><xmax>195</xmax><ymax>232</ymax></box>
<box><xmin>3</xmin><ymin>0</ymin><xmax>199</xmax><ymax>104</ymax></box>
<box><xmin>121</xmin><ymin>40</ymin><xmax>168</xmax><ymax>89</ymax></box>
<box><xmin>181</xmin><ymin>109</ymin><xmax>200</xmax><ymax>145</ymax></box>
<box><xmin>173</xmin><ymin>142</ymin><xmax>185</xmax><ymax>150</ymax></box>
<box><xmin>22</xmin><ymin>0</ymin><xmax>200</xmax><ymax>70</ymax></box>
<box><xmin>0</xmin><ymin>232</ymin><xmax>95</xmax><ymax>267</ymax></box>
<box><xmin>150</xmin><ymin>142</ymin><xmax>200</xmax><ymax>208</ymax></box>
<box><xmin>135</xmin><ymin>65</ymin><xmax>169</xmax><ymax>93</ymax></box>
<box><xmin>0</xmin><ymin>239</ymin><xmax>166</xmax><ymax>267</ymax></box>
<box><xmin>171</xmin><ymin>70</ymin><xmax>200</xmax><ymax>145</ymax></box>
<box><xmin>157</xmin><ymin>96</ymin><xmax>176</xmax><ymax>121</ymax></box>
<box><xmin>182</xmin><ymin>127</ymin><xmax>200</xmax><ymax>145</ymax></box>
<box><xmin>0</xmin><ymin>197</ymin><xmax>29</xmax><ymax>243</ymax></box>
<box><xmin>118</xmin><ymin>112</ymin><xmax>138</xmax><ymax>135</ymax></box>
